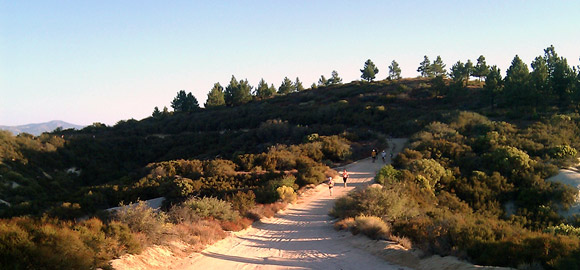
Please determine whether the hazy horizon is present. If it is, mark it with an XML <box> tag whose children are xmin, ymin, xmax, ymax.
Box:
<box><xmin>2</xmin><ymin>0</ymin><xmax>579</xmax><ymax>126</ymax></box>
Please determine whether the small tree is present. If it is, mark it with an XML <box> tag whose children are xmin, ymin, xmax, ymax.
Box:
<box><xmin>152</xmin><ymin>106</ymin><xmax>162</xmax><ymax>118</ymax></box>
<box><xmin>278</xmin><ymin>77</ymin><xmax>295</xmax><ymax>95</ymax></box>
<box><xmin>431</xmin><ymin>56</ymin><xmax>446</xmax><ymax>77</ymax></box>
<box><xmin>417</xmin><ymin>55</ymin><xmax>431</xmax><ymax>77</ymax></box>
<box><xmin>255</xmin><ymin>78</ymin><xmax>276</xmax><ymax>99</ymax></box>
<box><xmin>205</xmin><ymin>82</ymin><xmax>225</xmax><ymax>108</ymax></box>
<box><xmin>171</xmin><ymin>90</ymin><xmax>199</xmax><ymax>112</ymax></box>
<box><xmin>295</xmin><ymin>77</ymin><xmax>305</xmax><ymax>91</ymax></box>
<box><xmin>473</xmin><ymin>55</ymin><xmax>489</xmax><ymax>81</ymax></box>
<box><xmin>328</xmin><ymin>70</ymin><xmax>343</xmax><ymax>85</ymax></box>
<box><xmin>465</xmin><ymin>59</ymin><xmax>474</xmax><ymax>84</ymax></box>
<box><xmin>360</xmin><ymin>59</ymin><xmax>379</xmax><ymax>82</ymax></box>
<box><xmin>449</xmin><ymin>61</ymin><xmax>467</xmax><ymax>86</ymax></box>
<box><xmin>388</xmin><ymin>60</ymin><xmax>401</xmax><ymax>80</ymax></box>
<box><xmin>484</xmin><ymin>65</ymin><xmax>503</xmax><ymax>109</ymax></box>
<box><xmin>318</xmin><ymin>75</ymin><xmax>328</xmax><ymax>86</ymax></box>
<box><xmin>225</xmin><ymin>75</ymin><xmax>252</xmax><ymax>106</ymax></box>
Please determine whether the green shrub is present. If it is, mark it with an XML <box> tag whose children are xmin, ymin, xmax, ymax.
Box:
<box><xmin>375</xmin><ymin>165</ymin><xmax>401</xmax><ymax>185</ymax></box>
<box><xmin>330</xmin><ymin>185</ymin><xmax>418</xmax><ymax>222</ymax></box>
<box><xmin>545</xmin><ymin>223</ymin><xmax>580</xmax><ymax>237</ymax></box>
<box><xmin>228</xmin><ymin>190</ymin><xmax>256</xmax><ymax>215</ymax></box>
<box><xmin>256</xmin><ymin>175</ymin><xmax>297</xmax><ymax>203</ymax></box>
<box><xmin>182</xmin><ymin>197</ymin><xmax>239</xmax><ymax>222</ymax></box>
<box><xmin>276</xmin><ymin>186</ymin><xmax>297</xmax><ymax>203</ymax></box>
<box><xmin>320</xmin><ymin>135</ymin><xmax>351</xmax><ymax>161</ymax></box>
<box><xmin>408</xmin><ymin>159</ymin><xmax>447</xmax><ymax>188</ymax></box>
<box><xmin>114</xmin><ymin>201</ymin><xmax>168</xmax><ymax>244</ymax></box>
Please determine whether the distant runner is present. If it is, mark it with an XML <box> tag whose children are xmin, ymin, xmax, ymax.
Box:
<box><xmin>371</xmin><ymin>149</ymin><xmax>377</xmax><ymax>163</ymax></box>
<box><xmin>342</xmin><ymin>169</ymin><xmax>349</xmax><ymax>187</ymax></box>
<box><xmin>381</xmin><ymin>150</ymin><xmax>387</xmax><ymax>163</ymax></box>
<box><xmin>328</xmin><ymin>176</ymin><xmax>334</xmax><ymax>196</ymax></box>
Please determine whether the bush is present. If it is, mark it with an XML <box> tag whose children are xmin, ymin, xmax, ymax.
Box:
<box><xmin>330</xmin><ymin>185</ymin><xmax>418</xmax><ymax>223</ymax></box>
<box><xmin>375</xmin><ymin>165</ymin><xmax>401</xmax><ymax>185</ymax></box>
<box><xmin>408</xmin><ymin>158</ymin><xmax>448</xmax><ymax>190</ymax></box>
<box><xmin>353</xmin><ymin>215</ymin><xmax>391</xmax><ymax>239</ymax></box>
<box><xmin>276</xmin><ymin>186</ymin><xmax>297</xmax><ymax>203</ymax></box>
<box><xmin>228</xmin><ymin>190</ymin><xmax>256</xmax><ymax>215</ymax></box>
<box><xmin>333</xmin><ymin>217</ymin><xmax>355</xmax><ymax>231</ymax></box>
<box><xmin>114</xmin><ymin>201</ymin><xmax>168</xmax><ymax>244</ymax></box>
<box><xmin>181</xmin><ymin>197</ymin><xmax>239</xmax><ymax>222</ymax></box>
<box><xmin>320</xmin><ymin>135</ymin><xmax>352</xmax><ymax>161</ymax></box>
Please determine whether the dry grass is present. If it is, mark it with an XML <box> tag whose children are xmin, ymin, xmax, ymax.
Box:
<box><xmin>334</xmin><ymin>217</ymin><xmax>355</xmax><ymax>231</ymax></box>
<box><xmin>247</xmin><ymin>202</ymin><xmax>288</xmax><ymax>220</ymax></box>
<box><xmin>354</xmin><ymin>215</ymin><xmax>391</xmax><ymax>240</ymax></box>
<box><xmin>390</xmin><ymin>235</ymin><xmax>413</xmax><ymax>249</ymax></box>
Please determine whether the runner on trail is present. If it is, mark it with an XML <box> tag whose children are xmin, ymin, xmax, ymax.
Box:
<box><xmin>371</xmin><ymin>149</ymin><xmax>377</xmax><ymax>163</ymax></box>
<box><xmin>328</xmin><ymin>176</ymin><xmax>334</xmax><ymax>196</ymax></box>
<box><xmin>342</xmin><ymin>169</ymin><xmax>349</xmax><ymax>187</ymax></box>
<box><xmin>381</xmin><ymin>150</ymin><xmax>387</xmax><ymax>163</ymax></box>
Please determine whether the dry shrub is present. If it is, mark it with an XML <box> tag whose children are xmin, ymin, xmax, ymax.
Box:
<box><xmin>220</xmin><ymin>217</ymin><xmax>253</xmax><ymax>232</ymax></box>
<box><xmin>354</xmin><ymin>215</ymin><xmax>391</xmax><ymax>240</ymax></box>
<box><xmin>247</xmin><ymin>202</ymin><xmax>287</xmax><ymax>220</ymax></box>
<box><xmin>391</xmin><ymin>235</ymin><xmax>413</xmax><ymax>249</ymax></box>
<box><xmin>334</xmin><ymin>217</ymin><xmax>355</xmax><ymax>231</ymax></box>
<box><xmin>171</xmin><ymin>219</ymin><xmax>227</xmax><ymax>251</ymax></box>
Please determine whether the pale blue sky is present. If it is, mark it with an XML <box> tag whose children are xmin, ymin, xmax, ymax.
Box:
<box><xmin>1</xmin><ymin>1</ymin><xmax>579</xmax><ymax>126</ymax></box>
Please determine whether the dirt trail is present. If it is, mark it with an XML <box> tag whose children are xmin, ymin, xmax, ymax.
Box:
<box><xmin>163</xmin><ymin>139</ymin><xmax>409</xmax><ymax>270</ymax></box>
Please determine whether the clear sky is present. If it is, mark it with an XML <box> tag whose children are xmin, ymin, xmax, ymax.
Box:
<box><xmin>1</xmin><ymin>0</ymin><xmax>579</xmax><ymax>126</ymax></box>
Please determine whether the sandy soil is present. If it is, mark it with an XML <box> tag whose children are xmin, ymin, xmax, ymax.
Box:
<box><xmin>113</xmin><ymin>139</ymin><xmax>511</xmax><ymax>270</ymax></box>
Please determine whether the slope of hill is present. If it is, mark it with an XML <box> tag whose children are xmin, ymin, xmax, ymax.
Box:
<box><xmin>0</xmin><ymin>120</ymin><xmax>84</xmax><ymax>135</ymax></box>
<box><xmin>3</xmin><ymin>77</ymin><xmax>580</xmax><ymax>269</ymax></box>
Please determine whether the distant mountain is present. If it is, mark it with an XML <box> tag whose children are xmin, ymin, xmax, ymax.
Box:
<box><xmin>0</xmin><ymin>120</ymin><xmax>85</xmax><ymax>136</ymax></box>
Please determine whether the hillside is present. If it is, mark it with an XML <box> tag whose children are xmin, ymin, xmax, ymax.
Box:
<box><xmin>3</xmin><ymin>74</ymin><xmax>580</xmax><ymax>269</ymax></box>
<box><xmin>0</xmin><ymin>120</ymin><xmax>84</xmax><ymax>136</ymax></box>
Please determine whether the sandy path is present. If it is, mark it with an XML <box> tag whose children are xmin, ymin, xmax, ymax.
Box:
<box><xmin>170</xmin><ymin>139</ymin><xmax>409</xmax><ymax>270</ymax></box>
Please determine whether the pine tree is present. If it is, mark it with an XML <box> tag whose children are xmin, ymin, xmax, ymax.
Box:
<box><xmin>431</xmin><ymin>56</ymin><xmax>446</xmax><ymax>77</ymax></box>
<box><xmin>473</xmin><ymin>55</ymin><xmax>489</xmax><ymax>81</ymax></box>
<box><xmin>171</xmin><ymin>90</ymin><xmax>199</xmax><ymax>112</ymax></box>
<box><xmin>295</xmin><ymin>77</ymin><xmax>305</xmax><ymax>91</ymax></box>
<box><xmin>485</xmin><ymin>65</ymin><xmax>503</xmax><ymax>109</ymax></box>
<box><xmin>278</xmin><ymin>77</ymin><xmax>294</xmax><ymax>94</ymax></box>
<box><xmin>318</xmin><ymin>75</ymin><xmax>328</xmax><ymax>86</ymax></box>
<box><xmin>360</xmin><ymin>59</ymin><xmax>379</xmax><ymax>82</ymax></box>
<box><xmin>450</xmin><ymin>61</ymin><xmax>467</xmax><ymax>86</ymax></box>
<box><xmin>224</xmin><ymin>75</ymin><xmax>252</xmax><ymax>106</ymax></box>
<box><xmin>224</xmin><ymin>75</ymin><xmax>239</xmax><ymax>106</ymax></box>
<box><xmin>530</xmin><ymin>56</ymin><xmax>549</xmax><ymax>108</ymax></box>
<box><xmin>417</xmin><ymin>56</ymin><xmax>431</xmax><ymax>77</ymax></box>
<box><xmin>255</xmin><ymin>78</ymin><xmax>275</xmax><ymax>99</ymax></box>
<box><xmin>504</xmin><ymin>55</ymin><xmax>530</xmax><ymax>107</ymax></box>
<box><xmin>205</xmin><ymin>82</ymin><xmax>225</xmax><ymax>108</ymax></box>
<box><xmin>329</xmin><ymin>70</ymin><xmax>343</xmax><ymax>85</ymax></box>
<box><xmin>152</xmin><ymin>106</ymin><xmax>162</xmax><ymax>118</ymax></box>
<box><xmin>465</xmin><ymin>59</ymin><xmax>474</xmax><ymax>84</ymax></box>
<box><xmin>388</xmin><ymin>60</ymin><xmax>401</xmax><ymax>80</ymax></box>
